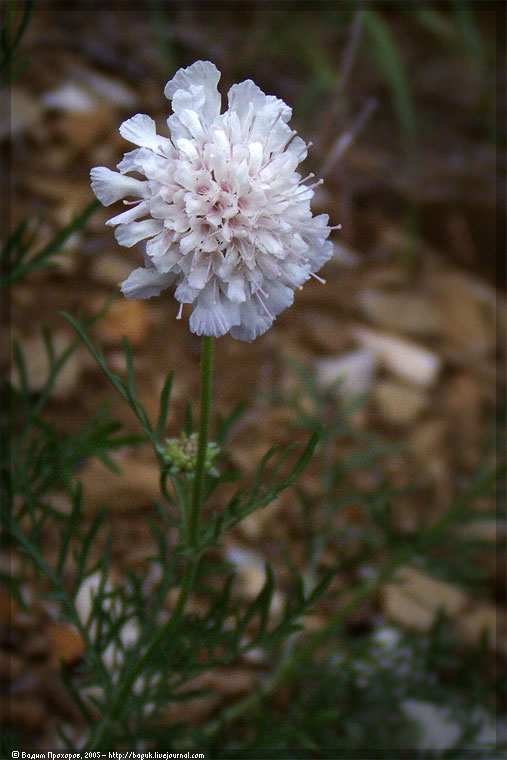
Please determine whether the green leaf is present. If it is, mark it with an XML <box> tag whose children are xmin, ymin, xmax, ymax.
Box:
<box><xmin>62</xmin><ymin>311</ymin><xmax>158</xmax><ymax>445</ymax></box>
<box><xmin>1</xmin><ymin>200</ymin><xmax>99</xmax><ymax>288</ymax></box>
<box><xmin>56</xmin><ymin>484</ymin><xmax>82</xmax><ymax>575</ymax></box>
<box><xmin>156</xmin><ymin>371</ymin><xmax>174</xmax><ymax>439</ymax></box>
<box><xmin>184</xmin><ymin>402</ymin><xmax>193</xmax><ymax>436</ymax></box>
<box><xmin>236</xmin><ymin>563</ymin><xmax>275</xmax><ymax>643</ymax></box>
<box><xmin>0</xmin><ymin>0</ymin><xmax>35</xmax><ymax>81</ymax></box>
<box><xmin>122</xmin><ymin>336</ymin><xmax>136</xmax><ymax>397</ymax></box>
<box><xmin>72</xmin><ymin>507</ymin><xmax>107</xmax><ymax>596</ymax></box>
<box><xmin>216</xmin><ymin>400</ymin><xmax>248</xmax><ymax>446</ymax></box>
<box><xmin>364</xmin><ymin>9</ymin><xmax>416</xmax><ymax>157</ymax></box>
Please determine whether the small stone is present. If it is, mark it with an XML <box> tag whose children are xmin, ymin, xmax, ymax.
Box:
<box><xmin>10</xmin><ymin>331</ymin><xmax>84</xmax><ymax>398</ymax></box>
<box><xmin>443</xmin><ymin>373</ymin><xmax>484</xmax><ymax>466</ymax></box>
<box><xmin>316</xmin><ymin>349</ymin><xmax>376</xmax><ymax>399</ymax></box>
<box><xmin>43</xmin><ymin>82</ymin><xmax>98</xmax><ymax>113</ymax></box>
<box><xmin>90</xmin><ymin>254</ymin><xmax>135</xmax><ymax>286</ymax></box>
<box><xmin>408</xmin><ymin>420</ymin><xmax>447</xmax><ymax>462</ymax></box>
<box><xmin>48</xmin><ymin>622</ymin><xmax>84</xmax><ymax>664</ymax></box>
<box><xmin>47</xmin><ymin>491</ymin><xmax>73</xmax><ymax>516</ymax></box>
<box><xmin>302</xmin><ymin>312</ymin><xmax>351</xmax><ymax>353</ymax></box>
<box><xmin>57</xmin><ymin>105</ymin><xmax>113</xmax><ymax>150</ymax></box>
<box><xmin>353</xmin><ymin>326</ymin><xmax>441</xmax><ymax>387</ymax></box>
<box><xmin>431</xmin><ymin>272</ymin><xmax>494</xmax><ymax>359</ymax></box>
<box><xmin>225</xmin><ymin>546</ymin><xmax>267</xmax><ymax>598</ymax></box>
<box><xmin>238</xmin><ymin>498</ymin><xmax>284</xmax><ymax>540</ymax></box>
<box><xmin>224</xmin><ymin>546</ymin><xmax>284</xmax><ymax>617</ymax></box>
<box><xmin>383</xmin><ymin>584</ymin><xmax>435</xmax><ymax>632</ymax></box>
<box><xmin>23</xmin><ymin>175</ymin><xmax>91</xmax><ymax>210</ymax></box>
<box><xmin>78</xmin><ymin>452</ymin><xmax>161</xmax><ymax>512</ymax></box>
<box><xmin>395</xmin><ymin>567</ymin><xmax>467</xmax><ymax>615</ymax></box>
<box><xmin>358</xmin><ymin>289</ymin><xmax>442</xmax><ymax>336</ymax></box>
<box><xmin>301</xmin><ymin>613</ymin><xmax>327</xmax><ymax>631</ymax></box>
<box><xmin>74</xmin><ymin>572</ymin><xmax>108</xmax><ymax>626</ymax></box>
<box><xmin>383</xmin><ymin>567</ymin><xmax>467</xmax><ymax>631</ymax></box>
<box><xmin>94</xmin><ymin>298</ymin><xmax>151</xmax><ymax>347</ymax></box>
<box><xmin>445</xmin><ymin>374</ymin><xmax>482</xmax><ymax>419</ymax></box>
<box><xmin>241</xmin><ymin>642</ymin><xmax>268</xmax><ymax>664</ymax></box>
<box><xmin>81</xmin><ymin>70</ymin><xmax>137</xmax><ymax>108</ymax></box>
<box><xmin>3</xmin><ymin>88</ymin><xmax>42</xmax><ymax>139</ymax></box>
<box><xmin>401</xmin><ymin>700</ymin><xmax>461</xmax><ymax>751</ymax></box>
<box><xmin>455</xmin><ymin>604</ymin><xmax>503</xmax><ymax>653</ymax></box>
<box><xmin>374</xmin><ymin>379</ymin><xmax>428</xmax><ymax>425</ymax></box>
<box><xmin>456</xmin><ymin>518</ymin><xmax>503</xmax><ymax>542</ymax></box>
<box><xmin>164</xmin><ymin>692</ymin><xmax>217</xmax><ymax>726</ymax></box>
<box><xmin>189</xmin><ymin>667</ymin><xmax>257</xmax><ymax>698</ymax></box>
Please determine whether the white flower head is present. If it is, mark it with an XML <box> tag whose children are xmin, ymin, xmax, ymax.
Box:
<box><xmin>91</xmin><ymin>61</ymin><xmax>336</xmax><ymax>341</ymax></box>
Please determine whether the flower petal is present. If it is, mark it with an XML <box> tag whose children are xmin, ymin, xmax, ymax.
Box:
<box><xmin>189</xmin><ymin>284</ymin><xmax>241</xmax><ymax>338</ymax></box>
<box><xmin>281</xmin><ymin>258</ymin><xmax>309</xmax><ymax>287</ymax></box>
<box><xmin>171</xmin><ymin>87</ymin><xmax>206</xmax><ymax>120</ymax></box>
<box><xmin>175</xmin><ymin>137</ymin><xmax>199</xmax><ymax>161</ymax></box>
<box><xmin>145</xmin><ymin>229</ymin><xmax>171</xmax><ymax>258</ymax></box>
<box><xmin>119</xmin><ymin>114</ymin><xmax>172</xmax><ymax>154</ymax></box>
<box><xmin>174</xmin><ymin>109</ymin><xmax>206</xmax><ymax>141</ymax></box>
<box><xmin>263</xmin><ymin>279</ymin><xmax>294</xmax><ymax>316</ymax></box>
<box><xmin>105</xmin><ymin>201</ymin><xmax>149</xmax><ymax>226</ymax></box>
<box><xmin>248</xmin><ymin>142</ymin><xmax>264</xmax><ymax>174</ymax></box>
<box><xmin>230</xmin><ymin>298</ymin><xmax>272</xmax><ymax>342</ymax></box>
<box><xmin>226</xmin><ymin>275</ymin><xmax>246</xmax><ymax>303</ymax></box>
<box><xmin>308</xmin><ymin>239</ymin><xmax>334</xmax><ymax>270</ymax></box>
<box><xmin>175</xmin><ymin>280</ymin><xmax>200</xmax><ymax>303</ymax></box>
<box><xmin>187</xmin><ymin>257</ymin><xmax>211</xmax><ymax>289</ymax></box>
<box><xmin>114</xmin><ymin>219</ymin><xmax>163</xmax><ymax>248</ymax></box>
<box><xmin>90</xmin><ymin>167</ymin><xmax>147</xmax><ymax>206</ymax></box>
<box><xmin>152</xmin><ymin>246</ymin><xmax>181</xmax><ymax>274</ymax></box>
<box><xmin>164</xmin><ymin>60</ymin><xmax>221</xmax><ymax>124</ymax></box>
<box><xmin>117</xmin><ymin>147</ymin><xmax>171</xmax><ymax>180</ymax></box>
<box><xmin>120</xmin><ymin>267</ymin><xmax>173</xmax><ymax>298</ymax></box>
<box><xmin>227</xmin><ymin>80</ymin><xmax>269</xmax><ymax>119</ymax></box>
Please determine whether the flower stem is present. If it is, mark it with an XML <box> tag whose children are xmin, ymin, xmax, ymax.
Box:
<box><xmin>84</xmin><ymin>336</ymin><xmax>214</xmax><ymax>750</ymax></box>
<box><xmin>188</xmin><ymin>335</ymin><xmax>214</xmax><ymax>546</ymax></box>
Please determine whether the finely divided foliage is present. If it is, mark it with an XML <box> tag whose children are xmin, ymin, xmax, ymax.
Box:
<box><xmin>90</xmin><ymin>61</ymin><xmax>334</xmax><ymax>341</ymax></box>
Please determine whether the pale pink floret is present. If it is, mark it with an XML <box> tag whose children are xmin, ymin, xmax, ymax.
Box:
<box><xmin>90</xmin><ymin>61</ymin><xmax>334</xmax><ymax>341</ymax></box>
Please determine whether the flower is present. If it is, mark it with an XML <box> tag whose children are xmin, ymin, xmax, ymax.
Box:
<box><xmin>90</xmin><ymin>61</ymin><xmax>335</xmax><ymax>341</ymax></box>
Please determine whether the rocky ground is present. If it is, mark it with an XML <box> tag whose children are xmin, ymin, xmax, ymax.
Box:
<box><xmin>2</xmin><ymin>5</ymin><xmax>505</xmax><ymax>749</ymax></box>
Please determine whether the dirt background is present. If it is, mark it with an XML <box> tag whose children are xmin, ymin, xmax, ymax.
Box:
<box><xmin>3</xmin><ymin>3</ymin><xmax>505</xmax><ymax>748</ymax></box>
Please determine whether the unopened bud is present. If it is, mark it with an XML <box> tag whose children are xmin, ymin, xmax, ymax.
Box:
<box><xmin>163</xmin><ymin>433</ymin><xmax>220</xmax><ymax>475</ymax></box>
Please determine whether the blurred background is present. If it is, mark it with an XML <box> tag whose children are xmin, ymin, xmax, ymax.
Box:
<box><xmin>3</xmin><ymin>1</ymin><xmax>506</xmax><ymax>755</ymax></box>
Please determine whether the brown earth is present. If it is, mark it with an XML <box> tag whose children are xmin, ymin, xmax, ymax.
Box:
<box><xmin>3</xmin><ymin>5</ymin><xmax>505</xmax><ymax>749</ymax></box>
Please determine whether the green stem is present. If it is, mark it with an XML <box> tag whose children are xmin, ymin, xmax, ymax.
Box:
<box><xmin>188</xmin><ymin>335</ymin><xmax>214</xmax><ymax>546</ymax></box>
<box><xmin>84</xmin><ymin>336</ymin><xmax>214</xmax><ymax>750</ymax></box>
